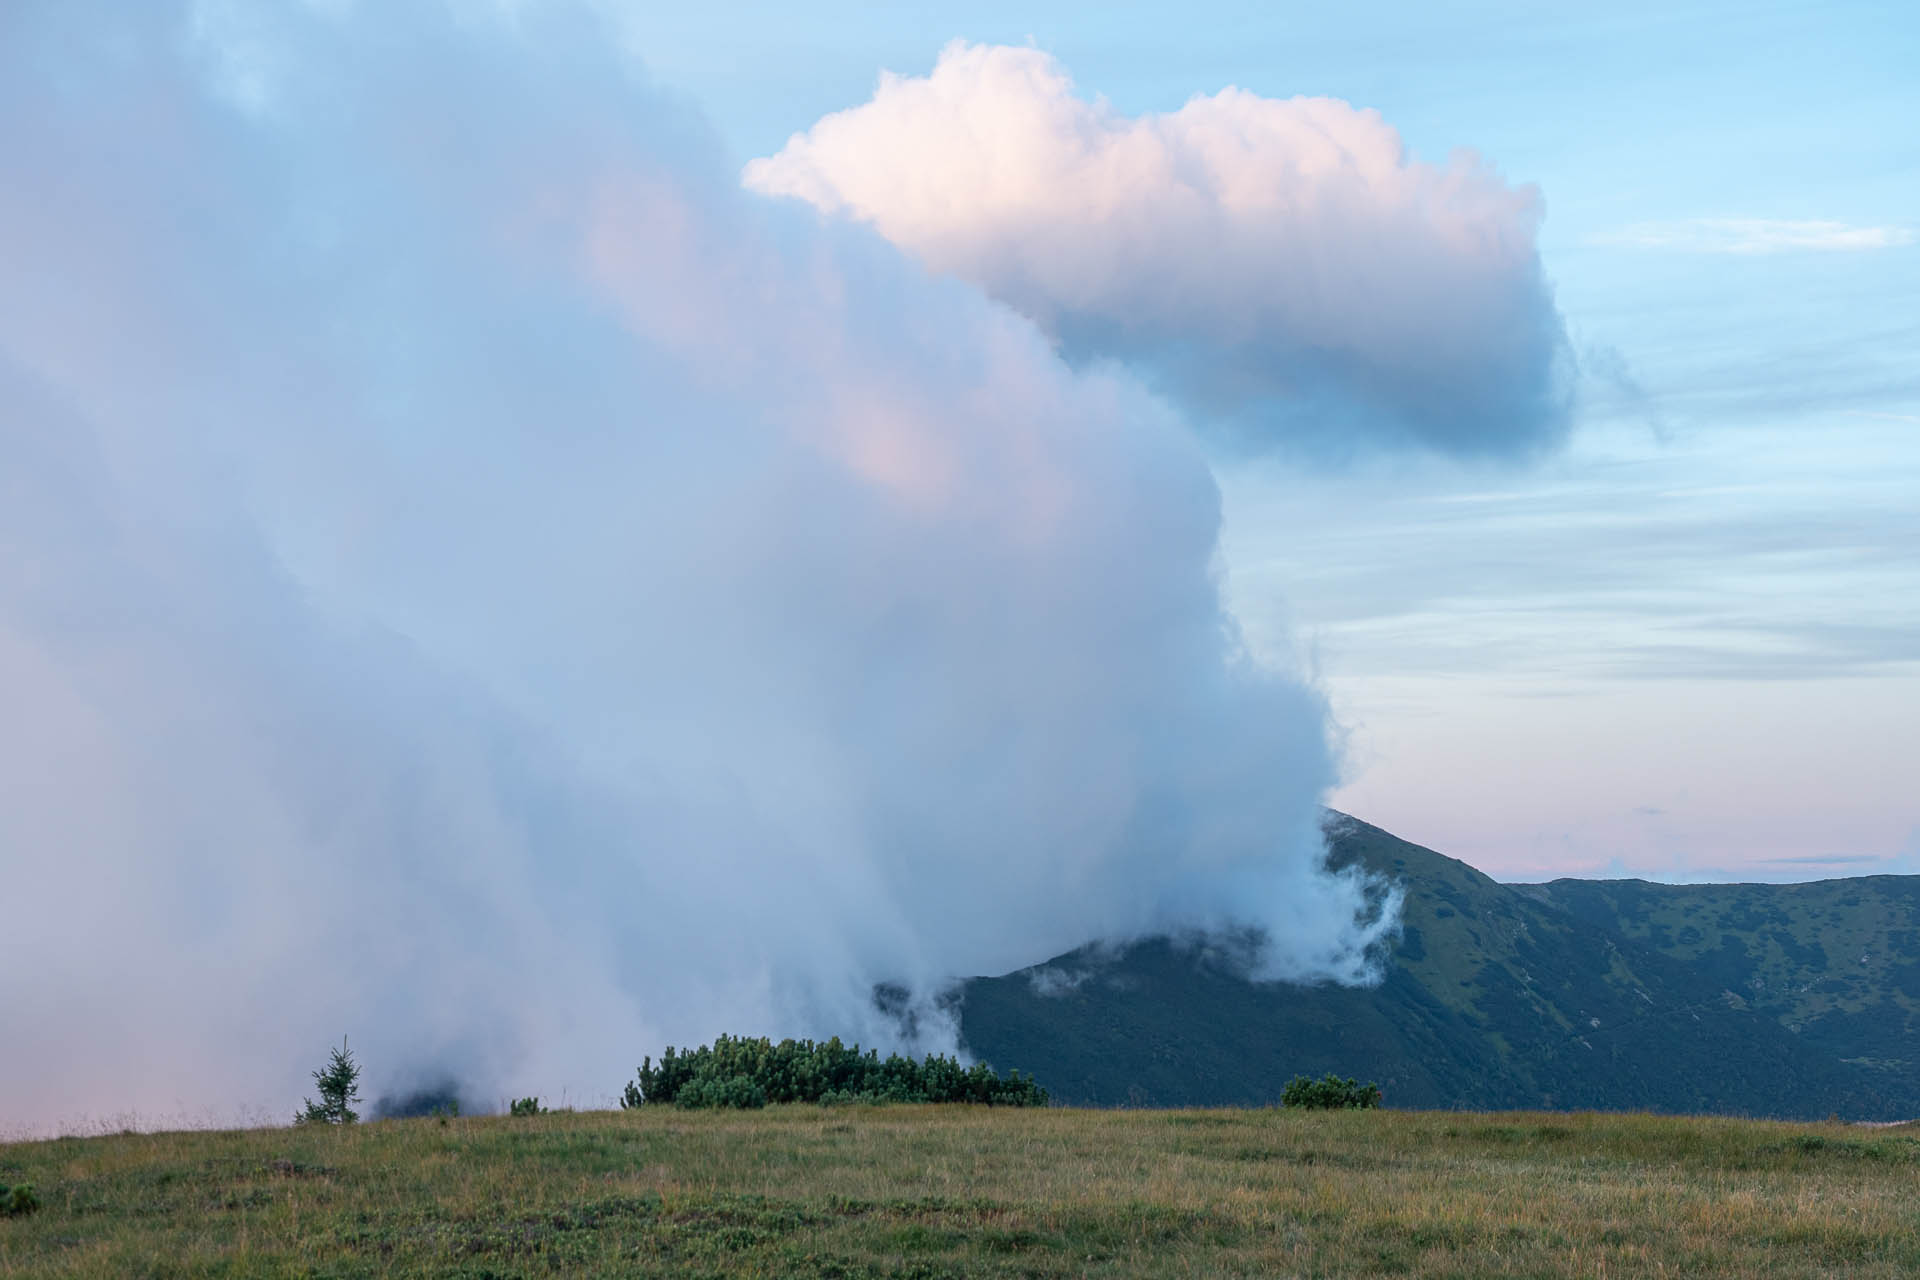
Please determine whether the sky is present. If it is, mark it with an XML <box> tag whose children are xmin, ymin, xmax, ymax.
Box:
<box><xmin>0</xmin><ymin>0</ymin><xmax>1914</xmax><ymax>1129</ymax></box>
<box><xmin>627</xmin><ymin>0</ymin><xmax>1920</xmax><ymax>882</ymax></box>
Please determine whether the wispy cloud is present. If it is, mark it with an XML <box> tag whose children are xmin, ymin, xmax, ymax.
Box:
<box><xmin>1596</xmin><ymin>218</ymin><xmax>1916</xmax><ymax>255</ymax></box>
<box><xmin>1756</xmin><ymin>854</ymin><xmax>1882</xmax><ymax>866</ymax></box>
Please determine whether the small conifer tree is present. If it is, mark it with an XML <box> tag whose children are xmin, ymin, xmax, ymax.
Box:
<box><xmin>297</xmin><ymin>1037</ymin><xmax>362</xmax><ymax>1125</ymax></box>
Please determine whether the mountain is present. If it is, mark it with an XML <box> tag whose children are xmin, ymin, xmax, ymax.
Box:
<box><xmin>955</xmin><ymin>814</ymin><xmax>1920</xmax><ymax>1119</ymax></box>
<box><xmin>1524</xmin><ymin>874</ymin><xmax>1920</xmax><ymax>1103</ymax></box>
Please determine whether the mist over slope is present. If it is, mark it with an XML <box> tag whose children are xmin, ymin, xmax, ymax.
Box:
<box><xmin>0</xmin><ymin>3</ymin><xmax>1454</xmax><ymax>1130</ymax></box>
<box><xmin>960</xmin><ymin>815</ymin><xmax>1920</xmax><ymax>1119</ymax></box>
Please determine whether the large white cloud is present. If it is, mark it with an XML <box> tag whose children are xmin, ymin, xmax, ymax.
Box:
<box><xmin>0</xmin><ymin>3</ymin><xmax>1393</xmax><ymax>1130</ymax></box>
<box><xmin>747</xmin><ymin>41</ymin><xmax>1573</xmax><ymax>459</ymax></box>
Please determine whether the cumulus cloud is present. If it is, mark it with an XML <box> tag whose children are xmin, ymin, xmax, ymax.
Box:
<box><xmin>1596</xmin><ymin>218</ymin><xmax>1917</xmax><ymax>254</ymax></box>
<box><xmin>747</xmin><ymin>41</ymin><xmax>1573</xmax><ymax>461</ymax></box>
<box><xmin>0</xmin><ymin>3</ymin><xmax>1395</xmax><ymax>1131</ymax></box>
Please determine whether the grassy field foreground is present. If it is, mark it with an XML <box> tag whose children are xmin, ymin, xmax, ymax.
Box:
<box><xmin>4</xmin><ymin>1105</ymin><xmax>1920</xmax><ymax>1277</ymax></box>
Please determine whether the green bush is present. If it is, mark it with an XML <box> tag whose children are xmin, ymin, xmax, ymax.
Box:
<box><xmin>1280</xmin><ymin>1073</ymin><xmax>1383</xmax><ymax>1109</ymax></box>
<box><xmin>509</xmin><ymin>1096</ymin><xmax>546</xmax><ymax>1117</ymax></box>
<box><xmin>676</xmin><ymin>1073</ymin><xmax>768</xmax><ymax>1110</ymax></box>
<box><xmin>1</xmin><ymin>1182</ymin><xmax>40</xmax><ymax>1216</ymax></box>
<box><xmin>620</xmin><ymin>1035</ymin><xmax>1050</xmax><ymax>1110</ymax></box>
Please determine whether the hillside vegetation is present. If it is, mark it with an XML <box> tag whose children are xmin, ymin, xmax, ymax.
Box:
<box><xmin>959</xmin><ymin>815</ymin><xmax>1920</xmax><ymax>1117</ymax></box>
<box><xmin>1528</xmin><ymin>874</ymin><xmax>1920</xmax><ymax>1095</ymax></box>
<box><xmin>5</xmin><ymin>1106</ymin><xmax>1920</xmax><ymax>1277</ymax></box>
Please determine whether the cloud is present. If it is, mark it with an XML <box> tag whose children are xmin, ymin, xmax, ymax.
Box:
<box><xmin>1596</xmin><ymin>219</ymin><xmax>1917</xmax><ymax>255</ymax></box>
<box><xmin>746</xmin><ymin>42</ymin><xmax>1574</xmax><ymax>462</ymax></box>
<box><xmin>0</xmin><ymin>3</ymin><xmax>1395</xmax><ymax>1131</ymax></box>
<box><xmin>1218</xmin><ymin>405</ymin><xmax>1920</xmax><ymax>691</ymax></box>
<box><xmin>1024</xmin><ymin>965</ymin><xmax>1094</xmax><ymax>998</ymax></box>
<box><xmin>1756</xmin><ymin>855</ymin><xmax>1880</xmax><ymax>866</ymax></box>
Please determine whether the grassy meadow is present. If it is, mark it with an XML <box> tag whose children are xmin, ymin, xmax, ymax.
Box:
<box><xmin>4</xmin><ymin>1105</ymin><xmax>1920</xmax><ymax>1278</ymax></box>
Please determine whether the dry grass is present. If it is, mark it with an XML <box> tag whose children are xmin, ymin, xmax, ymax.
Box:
<box><xmin>3</xmin><ymin>1105</ymin><xmax>1919</xmax><ymax>1277</ymax></box>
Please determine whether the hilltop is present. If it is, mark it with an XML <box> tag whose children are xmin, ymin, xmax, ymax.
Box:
<box><xmin>958</xmin><ymin>815</ymin><xmax>1920</xmax><ymax>1118</ymax></box>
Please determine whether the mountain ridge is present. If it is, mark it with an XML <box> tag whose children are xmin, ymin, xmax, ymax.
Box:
<box><xmin>955</xmin><ymin>813</ymin><xmax>1920</xmax><ymax>1119</ymax></box>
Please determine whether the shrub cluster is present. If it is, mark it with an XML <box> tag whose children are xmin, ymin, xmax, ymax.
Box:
<box><xmin>1281</xmin><ymin>1073</ymin><xmax>1383</xmax><ymax>1109</ymax></box>
<box><xmin>620</xmin><ymin>1035</ymin><xmax>1050</xmax><ymax>1109</ymax></box>
<box><xmin>1</xmin><ymin>1182</ymin><xmax>40</xmax><ymax>1217</ymax></box>
<box><xmin>509</xmin><ymin>1096</ymin><xmax>546</xmax><ymax>1117</ymax></box>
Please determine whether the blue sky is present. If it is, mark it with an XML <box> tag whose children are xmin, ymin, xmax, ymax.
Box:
<box><xmin>632</xmin><ymin>0</ymin><xmax>1920</xmax><ymax>879</ymax></box>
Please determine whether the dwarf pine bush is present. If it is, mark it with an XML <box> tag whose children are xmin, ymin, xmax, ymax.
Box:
<box><xmin>620</xmin><ymin>1035</ymin><xmax>1050</xmax><ymax>1109</ymax></box>
<box><xmin>1280</xmin><ymin>1073</ymin><xmax>1383</xmax><ymax>1109</ymax></box>
<box><xmin>1</xmin><ymin>1182</ymin><xmax>40</xmax><ymax>1216</ymax></box>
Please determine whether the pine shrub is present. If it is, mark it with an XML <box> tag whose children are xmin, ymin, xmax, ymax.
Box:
<box><xmin>619</xmin><ymin>1035</ymin><xmax>1049</xmax><ymax>1109</ymax></box>
<box><xmin>1280</xmin><ymin>1073</ymin><xmax>1383</xmax><ymax>1109</ymax></box>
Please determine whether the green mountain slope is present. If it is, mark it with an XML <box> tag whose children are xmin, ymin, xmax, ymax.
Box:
<box><xmin>957</xmin><ymin>815</ymin><xmax>1920</xmax><ymax>1119</ymax></box>
<box><xmin>1525</xmin><ymin>876</ymin><xmax>1920</xmax><ymax>1098</ymax></box>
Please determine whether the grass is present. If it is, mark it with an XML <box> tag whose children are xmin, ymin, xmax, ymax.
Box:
<box><xmin>4</xmin><ymin>1105</ymin><xmax>1920</xmax><ymax>1277</ymax></box>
